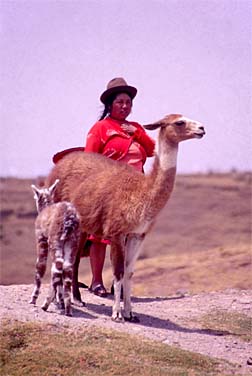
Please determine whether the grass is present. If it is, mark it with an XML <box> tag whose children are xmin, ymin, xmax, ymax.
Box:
<box><xmin>107</xmin><ymin>244</ymin><xmax>251</xmax><ymax>297</ymax></box>
<box><xmin>0</xmin><ymin>320</ymin><xmax>233</xmax><ymax>376</ymax></box>
<box><xmin>198</xmin><ymin>311</ymin><xmax>252</xmax><ymax>343</ymax></box>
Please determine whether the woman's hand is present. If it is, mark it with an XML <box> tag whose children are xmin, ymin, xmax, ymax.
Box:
<box><xmin>121</xmin><ymin>123</ymin><xmax>137</xmax><ymax>135</ymax></box>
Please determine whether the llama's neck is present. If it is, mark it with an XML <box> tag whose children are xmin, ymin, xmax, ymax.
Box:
<box><xmin>146</xmin><ymin>138</ymin><xmax>178</xmax><ymax>218</ymax></box>
<box><xmin>158</xmin><ymin>134</ymin><xmax>178</xmax><ymax>171</ymax></box>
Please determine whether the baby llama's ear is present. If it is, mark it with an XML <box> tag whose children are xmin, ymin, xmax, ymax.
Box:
<box><xmin>31</xmin><ymin>184</ymin><xmax>39</xmax><ymax>194</ymax></box>
<box><xmin>48</xmin><ymin>179</ymin><xmax>60</xmax><ymax>195</ymax></box>
<box><xmin>31</xmin><ymin>184</ymin><xmax>40</xmax><ymax>200</ymax></box>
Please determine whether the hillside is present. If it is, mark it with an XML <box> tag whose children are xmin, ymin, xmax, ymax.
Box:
<box><xmin>0</xmin><ymin>172</ymin><xmax>251</xmax><ymax>294</ymax></box>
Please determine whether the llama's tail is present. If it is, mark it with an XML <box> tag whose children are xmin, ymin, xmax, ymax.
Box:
<box><xmin>60</xmin><ymin>204</ymin><xmax>80</xmax><ymax>241</ymax></box>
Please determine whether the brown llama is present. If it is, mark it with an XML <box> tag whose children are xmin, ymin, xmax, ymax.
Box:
<box><xmin>29</xmin><ymin>179</ymin><xmax>80</xmax><ymax>316</ymax></box>
<box><xmin>46</xmin><ymin>114</ymin><xmax>205</xmax><ymax>322</ymax></box>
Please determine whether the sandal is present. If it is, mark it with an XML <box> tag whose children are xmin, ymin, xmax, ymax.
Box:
<box><xmin>89</xmin><ymin>284</ymin><xmax>107</xmax><ymax>298</ymax></box>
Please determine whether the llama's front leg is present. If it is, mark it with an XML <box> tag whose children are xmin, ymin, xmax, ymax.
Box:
<box><xmin>29</xmin><ymin>236</ymin><xmax>48</xmax><ymax>305</ymax></box>
<box><xmin>110</xmin><ymin>238</ymin><xmax>124</xmax><ymax>322</ymax></box>
<box><xmin>112</xmin><ymin>279</ymin><xmax>123</xmax><ymax>321</ymax></box>
<box><xmin>123</xmin><ymin>233</ymin><xmax>145</xmax><ymax>322</ymax></box>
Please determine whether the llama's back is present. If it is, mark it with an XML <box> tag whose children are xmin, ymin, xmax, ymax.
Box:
<box><xmin>46</xmin><ymin>152</ymin><xmax>150</xmax><ymax>237</ymax></box>
<box><xmin>47</xmin><ymin>151</ymin><xmax>146</xmax><ymax>201</ymax></box>
<box><xmin>35</xmin><ymin>202</ymin><xmax>80</xmax><ymax>244</ymax></box>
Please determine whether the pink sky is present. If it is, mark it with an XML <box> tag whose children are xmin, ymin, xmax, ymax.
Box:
<box><xmin>1</xmin><ymin>0</ymin><xmax>251</xmax><ymax>177</ymax></box>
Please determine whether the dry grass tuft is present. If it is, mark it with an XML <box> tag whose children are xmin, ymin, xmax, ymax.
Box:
<box><xmin>0</xmin><ymin>320</ymin><xmax>230</xmax><ymax>376</ymax></box>
<box><xmin>197</xmin><ymin>311</ymin><xmax>252</xmax><ymax>343</ymax></box>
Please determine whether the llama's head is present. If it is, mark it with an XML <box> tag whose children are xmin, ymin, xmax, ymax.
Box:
<box><xmin>144</xmin><ymin>114</ymin><xmax>205</xmax><ymax>144</ymax></box>
<box><xmin>31</xmin><ymin>179</ymin><xmax>59</xmax><ymax>213</ymax></box>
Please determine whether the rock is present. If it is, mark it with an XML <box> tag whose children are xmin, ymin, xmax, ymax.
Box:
<box><xmin>247</xmin><ymin>357</ymin><xmax>252</xmax><ymax>366</ymax></box>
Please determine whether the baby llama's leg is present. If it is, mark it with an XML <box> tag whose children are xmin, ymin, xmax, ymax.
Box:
<box><xmin>62</xmin><ymin>240</ymin><xmax>75</xmax><ymax>316</ymax></box>
<box><xmin>56</xmin><ymin>276</ymin><xmax>64</xmax><ymax>309</ymax></box>
<box><xmin>29</xmin><ymin>235</ymin><xmax>48</xmax><ymax>305</ymax></box>
<box><xmin>42</xmin><ymin>244</ymin><xmax>64</xmax><ymax>311</ymax></box>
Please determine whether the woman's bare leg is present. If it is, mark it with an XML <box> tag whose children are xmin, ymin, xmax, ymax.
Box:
<box><xmin>89</xmin><ymin>242</ymin><xmax>107</xmax><ymax>294</ymax></box>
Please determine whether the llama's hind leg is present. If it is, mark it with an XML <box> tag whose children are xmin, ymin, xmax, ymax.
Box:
<box><xmin>29</xmin><ymin>236</ymin><xmax>48</xmax><ymax>305</ymax></box>
<box><xmin>62</xmin><ymin>240</ymin><xmax>75</xmax><ymax>316</ymax></box>
<box><xmin>42</xmin><ymin>259</ymin><xmax>64</xmax><ymax>311</ymax></box>
<box><xmin>63</xmin><ymin>263</ymin><xmax>73</xmax><ymax>316</ymax></box>
<box><xmin>41</xmin><ymin>281</ymin><xmax>57</xmax><ymax>311</ymax></box>
<box><xmin>123</xmin><ymin>234</ymin><xmax>145</xmax><ymax>322</ymax></box>
<box><xmin>54</xmin><ymin>248</ymin><xmax>65</xmax><ymax>309</ymax></box>
<box><xmin>56</xmin><ymin>277</ymin><xmax>65</xmax><ymax>309</ymax></box>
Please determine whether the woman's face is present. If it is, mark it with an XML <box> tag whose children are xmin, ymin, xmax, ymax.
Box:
<box><xmin>110</xmin><ymin>93</ymin><xmax>132</xmax><ymax>121</ymax></box>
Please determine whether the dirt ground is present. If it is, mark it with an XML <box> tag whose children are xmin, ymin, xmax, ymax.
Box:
<box><xmin>0</xmin><ymin>285</ymin><xmax>251</xmax><ymax>375</ymax></box>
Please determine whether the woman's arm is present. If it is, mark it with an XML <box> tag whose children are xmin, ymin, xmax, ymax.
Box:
<box><xmin>121</xmin><ymin>122</ymin><xmax>155</xmax><ymax>157</ymax></box>
<box><xmin>85</xmin><ymin>124</ymin><xmax>103</xmax><ymax>153</ymax></box>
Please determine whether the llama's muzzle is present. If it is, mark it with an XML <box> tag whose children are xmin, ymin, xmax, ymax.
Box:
<box><xmin>194</xmin><ymin>126</ymin><xmax>206</xmax><ymax>138</ymax></box>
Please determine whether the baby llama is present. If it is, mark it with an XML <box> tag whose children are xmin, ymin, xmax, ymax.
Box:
<box><xmin>29</xmin><ymin>179</ymin><xmax>80</xmax><ymax>316</ymax></box>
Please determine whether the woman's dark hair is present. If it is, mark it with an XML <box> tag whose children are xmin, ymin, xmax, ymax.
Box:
<box><xmin>99</xmin><ymin>92</ymin><xmax>133</xmax><ymax>120</ymax></box>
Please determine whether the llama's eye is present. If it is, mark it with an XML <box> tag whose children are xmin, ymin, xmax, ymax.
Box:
<box><xmin>175</xmin><ymin>121</ymin><xmax>186</xmax><ymax>126</ymax></box>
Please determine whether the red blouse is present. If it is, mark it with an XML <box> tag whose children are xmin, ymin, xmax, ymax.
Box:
<box><xmin>85</xmin><ymin>117</ymin><xmax>155</xmax><ymax>165</ymax></box>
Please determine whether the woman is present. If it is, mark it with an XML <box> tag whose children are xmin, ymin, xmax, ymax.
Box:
<box><xmin>85</xmin><ymin>77</ymin><xmax>155</xmax><ymax>297</ymax></box>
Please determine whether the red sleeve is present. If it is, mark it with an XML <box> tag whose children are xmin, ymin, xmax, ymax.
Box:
<box><xmin>85</xmin><ymin>123</ymin><xmax>103</xmax><ymax>153</ymax></box>
<box><xmin>132</xmin><ymin>124</ymin><xmax>155</xmax><ymax>157</ymax></box>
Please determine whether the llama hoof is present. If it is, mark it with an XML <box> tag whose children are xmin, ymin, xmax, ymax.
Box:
<box><xmin>78</xmin><ymin>281</ymin><xmax>89</xmax><ymax>289</ymax></box>
<box><xmin>41</xmin><ymin>305</ymin><xmax>48</xmax><ymax>312</ymax></box>
<box><xmin>124</xmin><ymin>313</ymin><xmax>140</xmax><ymax>323</ymax></box>
<box><xmin>53</xmin><ymin>300</ymin><xmax>65</xmax><ymax>310</ymax></box>
<box><xmin>59</xmin><ymin>302</ymin><xmax>65</xmax><ymax>310</ymax></box>
<box><xmin>112</xmin><ymin>312</ymin><xmax>124</xmax><ymax>323</ymax></box>
<box><xmin>64</xmin><ymin>304</ymin><xmax>72</xmax><ymax>316</ymax></box>
<box><xmin>29</xmin><ymin>298</ymin><xmax>36</xmax><ymax>305</ymax></box>
<box><xmin>72</xmin><ymin>298</ymin><xmax>86</xmax><ymax>307</ymax></box>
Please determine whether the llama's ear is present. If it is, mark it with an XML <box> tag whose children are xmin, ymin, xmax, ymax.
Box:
<box><xmin>31</xmin><ymin>184</ymin><xmax>40</xmax><ymax>199</ymax></box>
<box><xmin>49</xmin><ymin>179</ymin><xmax>60</xmax><ymax>195</ymax></box>
<box><xmin>143</xmin><ymin>121</ymin><xmax>164</xmax><ymax>130</ymax></box>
